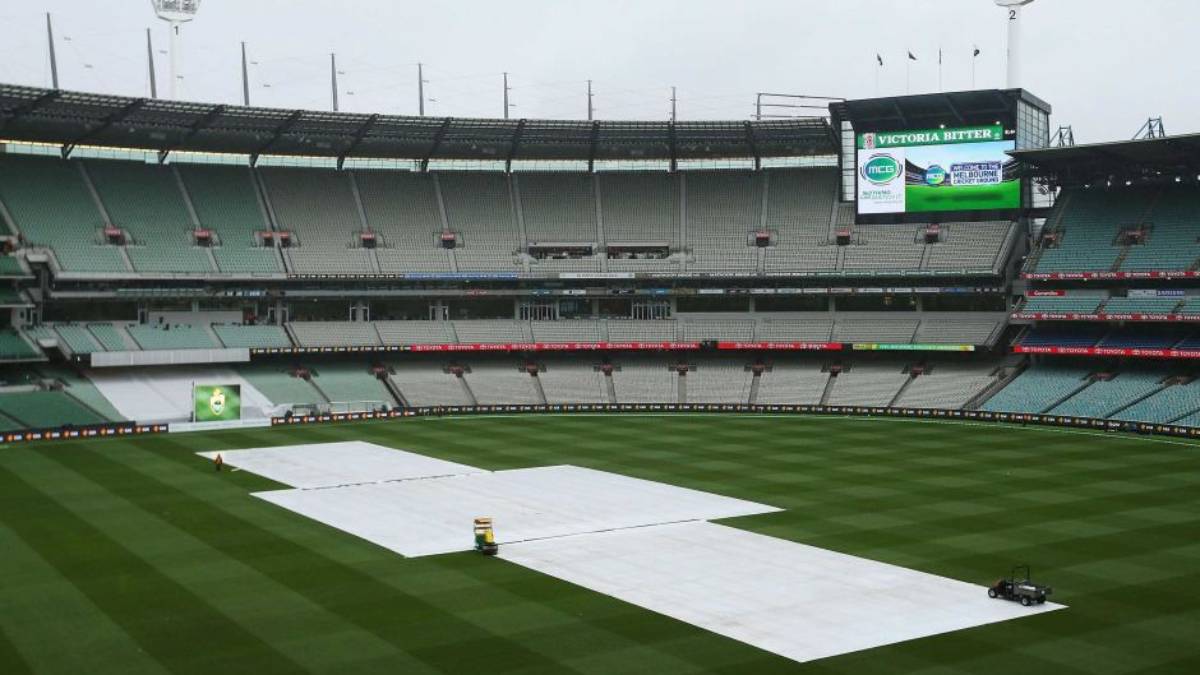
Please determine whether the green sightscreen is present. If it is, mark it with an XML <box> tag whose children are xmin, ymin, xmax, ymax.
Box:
<box><xmin>193</xmin><ymin>384</ymin><xmax>241</xmax><ymax>422</ymax></box>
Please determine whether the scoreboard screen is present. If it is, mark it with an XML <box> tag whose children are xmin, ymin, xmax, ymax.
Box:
<box><xmin>856</xmin><ymin>125</ymin><xmax>1019</xmax><ymax>216</ymax></box>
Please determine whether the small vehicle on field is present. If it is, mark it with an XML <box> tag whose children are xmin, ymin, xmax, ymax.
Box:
<box><xmin>987</xmin><ymin>565</ymin><xmax>1052</xmax><ymax>606</ymax></box>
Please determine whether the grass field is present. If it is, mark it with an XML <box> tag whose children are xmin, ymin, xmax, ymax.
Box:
<box><xmin>2</xmin><ymin>414</ymin><xmax>1198</xmax><ymax>674</ymax></box>
<box><xmin>907</xmin><ymin>180</ymin><xmax>1020</xmax><ymax>213</ymax></box>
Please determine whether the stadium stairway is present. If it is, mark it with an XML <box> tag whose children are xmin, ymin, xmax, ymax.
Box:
<box><xmin>1107</xmin><ymin>379</ymin><xmax>1173</xmax><ymax>419</ymax></box>
<box><xmin>457</xmin><ymin>372</ymin><xmax>479</xmax><ymax>406</ymax></box>
<box><xmin>963</xmin><ymin>361</ymin><xmax>1026</xmax><ymax>410</ymax></box>
<box><xmin>819</xmin><ymin>371</ymin><xmax>837</xmax><ymax>405</ymax></box>
<box><xmin>1041</xmin><ymin>375</ymin><xmax>1099</xmax><ymax>414</ymax></box>
<box><xmin>378</xmin><ymin>367</ymin><xmax>408</xmax><ymax>407</ymax></box>
<box><xmin>529</xmin><ymin>371</ymin><xmax>549</xmax><ymax>405</ymax></box>
<box><xmin>301</xmin><ymin>373</ymin><xmax>334</xmax><ymax>406</ymax></box>
<box><xmin>888</xmin><ymin>370</ymin><xmax>918</xmax><ymax>407</ymax></box>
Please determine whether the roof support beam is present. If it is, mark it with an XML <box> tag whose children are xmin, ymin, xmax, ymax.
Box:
<box><xmin>587</xmin><ymin>121</ymin><xmax>600</xmax><ymax>172</ymax></box>
<box><xmin>250</xmin><ymin>110</ymin><xmax>304</xmax><ymax>166</ymax></box>
<box><xmin>337</xmin><ymin>113</ymin><xmax>379</xmax><ymax>170</ymax></box>
<box><xmin>61</xmin><ymin>98</ymin><xmax>147</xmax><ymax>159</ymax></box>
<box><xmin>505</xmin><ymin>119</ymin><xmax>526</xmax><ymax>172</ymax></box>
<box><xmin>743</xmin><ymin>122</ymin><xmax>761</xmax><ymax>171</ymax></box>
<box><xmin>420</xmin><ymin>118</ymin><xmax>452</xmax><ymax>172</ymax></box>
<box><xmin>0</xmin><ymin>90</ymin><xmax>62</xmax><ymax>132</ymax></box>
<box><xmin>668</xmin><ymin>122</ymin><xmax>677</xmax><ymax>172</ymax></box>
<box><xmin>158</xmin><ymin>104</ymin><xmax>226</xmax><ymax>164</ymax></box>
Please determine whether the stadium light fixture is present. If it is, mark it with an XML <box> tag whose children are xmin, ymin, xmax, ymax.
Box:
<box><xmin>995</xmin><ymin>0</ymin><xmax>1035</xmax><ymax>89</ymax></box>
<box><xmin>150</xmin><ymin>0</ymin><xmax>200</xmax><ymax>100</ymax></box>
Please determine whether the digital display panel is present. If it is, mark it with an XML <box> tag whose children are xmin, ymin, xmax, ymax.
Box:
<box><xmin>856</xmin><ymin>125</ymin><xmax>1018</xmax><ymax>215</ymax></box>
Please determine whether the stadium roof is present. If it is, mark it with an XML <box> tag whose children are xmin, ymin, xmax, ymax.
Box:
<box><xmin>0</xmin><ymin>84</ymin><xmax>837</xmax><ymax>163</ymax></box>
<box><xmin>1011</xmin><ymin>133</ymin><xmax>1200</xmax><ymax>183</ymax></box>
<box><xmin>830</xmin><ymin>89</ymin><xmax>1050</xmax><ymax>133</ymax></box>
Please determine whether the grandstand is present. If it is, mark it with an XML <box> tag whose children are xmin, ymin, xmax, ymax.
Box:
<box><xmin>684</xmin><ymin>359</ymin><xmax>754</xmax><ymax>404</ymax></box>
<box><xmin>754</xmin><ymin>359</ymin><xmax>830</xmax><ymax>405</ymax></box>
<box><xmin>260</xmin><ymin>166</ymin><xmax>375</xmax><ymax>274</ymax></box>
<box><xmin>536</xmin><ymin>357</ymin><xmax>609</xmax><ymax>404</ymax></box>
<box><xmin>0</xmin><ymin>153</ymin><xmax>1025</xmax><ymax>279</ymax></box>
<box><xmin>0</xmin><ymin>81</ymin><xmax>1194</xmax><ymax>437</ymax></box>
<box><xmin>86</xmin><ymin>159</ymin><xmax>215</xmax><ymax>274</ymax></box>
<box><xmin>0</xmin><ymin>155</ymin><xmax>128</xmax><ymax>274</ymax></box>
<box><xmin>177</xmin><ymin>164</ymin><xmax>283</xmax><ymax>274</ymax></box>
<box><xmin>825</xmin><ymin>362</ymin><xmax>911</xmax><ymax>407</ymax></box>
<box><xmin>1025</xmin><ymin>183</ymin><xmax>1200</xmax><ymax>276</ymax></box>
<box><xmin>355</xmin><ymin>170</ymin><xmax>452</xmax><ymax>273</ymax></box>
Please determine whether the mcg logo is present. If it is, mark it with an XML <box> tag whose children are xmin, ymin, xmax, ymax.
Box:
<box><xmin>860</xmin><ymin>154</ymin><xmax>900</xmax><ymax>185</ymax></box>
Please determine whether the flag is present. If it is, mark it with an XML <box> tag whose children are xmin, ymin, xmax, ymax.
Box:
<box><xmin>876</xmin><ymin>54</ymin><xmax>883</xmax><ymax>66</ymax></box>
<box><xmin>973</xmin><ymin>45</ymin><xmax>981</xmax><ymax>57</ymax></box>
<box><xmin>908</xmin><ymin>51</ymin><xmax>917</xmax><ymax>61</ymax></box>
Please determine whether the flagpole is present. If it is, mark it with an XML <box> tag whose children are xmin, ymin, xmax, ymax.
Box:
<box><xmin>938</xmin><ymin>48</ymin><xmax>943</xmax><ymax>92</ymax></box>
<box><xmin>972</xmin><ymin>45</ymin><xmax>980</xmax><ymax>90</ymax></box>
<box><xmin>906</xmin><ymin>55</ymin><xmax>911</xmax><ymax>94</ymax></box>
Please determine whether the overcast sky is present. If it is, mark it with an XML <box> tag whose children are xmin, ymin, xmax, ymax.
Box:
<box><xmin>0</xmin><ymin>0</ymin><xmax>1196</xmax><ymax>143</ymax></box>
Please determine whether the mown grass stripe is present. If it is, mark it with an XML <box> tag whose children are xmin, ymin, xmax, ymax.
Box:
<box><xmin>0</xmin><ymin>461</ymin><xmax>305</xmax><ymax>675</ymax></box>
<box><xmin>128</xmin><ymin>434</ymin><xmax>796</xmax><ymax>673</ymax></box>
<box><xmin>4</xmin><ymin>413</ymin><xmax>1198</xmax><ymax>674</ymax></box>
<box><xmin>59</xmin><ymin>438</ymin><xmax>590</xmax><ymax>675</ymax></box>
<box><xmin>0</xmin><ymin>625</ymin><xmax>32</xmax><ymax>675</ymax></box>
<box><xmin>0</xmin><ymin>521</ymin><xmax>167</xmax><ymax>675</ymax></box>
<box><xmin>15</xmin><ymin>448</ymin><xmax>424</xmax><ymax>675</ymax></box>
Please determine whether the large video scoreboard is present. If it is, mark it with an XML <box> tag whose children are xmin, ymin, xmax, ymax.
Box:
<box><xmin>856</xmin><ymin>125</ymin><xmax>1019</xmax><ymax>216</ymax></box>
<box><xmin>832</xmin><ymin>90</ymin><xmax>1051</xmax><ymax>224</ymax></box>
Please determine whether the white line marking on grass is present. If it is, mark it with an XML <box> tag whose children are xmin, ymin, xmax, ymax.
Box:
<box><xmin>413</xmin><ymin>412</ymin><xmax>1200</xmax><ymax>449</ymax></box>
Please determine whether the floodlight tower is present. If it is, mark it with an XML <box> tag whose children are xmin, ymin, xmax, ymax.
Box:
<box><xmin>151</xmin><ymin>0</ymin><xmax>201</xmax><ymax>100</ymax></box>
<box><xmin>995</xmin><ymin>0</ymin><xmax>1034</xmax><ymax>89</ymax></box>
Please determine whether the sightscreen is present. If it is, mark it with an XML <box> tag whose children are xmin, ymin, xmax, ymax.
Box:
<box><xmin>193</xmin><ymin>384</ymin><xmax>242</xmax><ymax>422</ymax></box>
<box><xmin>856</xmin><ymin>125</ymin><xmax>1018</xmax><ymax>216</ymax></box>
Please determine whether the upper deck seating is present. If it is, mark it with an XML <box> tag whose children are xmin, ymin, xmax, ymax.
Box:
<box><xmin>86</xmin><ymin>160</ymin><xmax>214</xmax><ymax>273</ymax></box>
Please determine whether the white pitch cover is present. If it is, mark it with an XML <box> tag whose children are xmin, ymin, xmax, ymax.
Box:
<box><xmin>215</xmin><ymin>442</ymin><xmax>1063</xmax><ymax>664</ymax></box>
<box><xmin>501</xmin><ymin>521</ymin><xmax>1063</xmax><ymax>664</ymax></box>
<box><xmin>252</xmin><ymin>465</ymin><xmax>780</xmax><ymax>557</ymax></box>
<box><xmin>198</xmin><ymin>441</ymin><xmax>483</xmax><ymax>488</ymax></box>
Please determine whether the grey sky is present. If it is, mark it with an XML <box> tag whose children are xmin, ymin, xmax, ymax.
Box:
<box><xmin>0</xmin><ymin>1</ymin><xmax>1195</xmax><ymax>143</ymax></box>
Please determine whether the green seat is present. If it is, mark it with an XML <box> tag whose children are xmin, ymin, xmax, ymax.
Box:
<box><xmin>0</xmin><ymin>329</ymin><xmax>39</xmax><ymax>360</ymax></box>
<box><xmin>0</xmin><ymin>156</ymin><xmax>127</xmax><ymax>274</ymax></box>
<box><xmin>86</xmin><ymin>159</ymin><xmax>214</xmax><ymax>274</ymax></box>
<box><xmin>0</xmin><ymin>390</ymin><xmax>108</xmax><ymax>428</ymax></box>
<box><xmin>177</xmin><ymin>165</ymin><xmax>282</xmax><ymax>274</ymax></box>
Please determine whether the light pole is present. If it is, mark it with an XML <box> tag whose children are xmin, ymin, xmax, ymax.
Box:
<box><xmin>417</xmin><ymin>62</ymin><xmax>427</xmax><ymax>116</ymax></box>
<box><xmin>503</xmin><ymin>72</ymin><xmax>510</xmax><ymax>119</ymax></box>
<box><xmin>995</xmin><ymin>0</ymin><xmax>1035</xmax><ymax>89</ymax></box>
<box><xmin>150</xmin><ymin>0</ymin><xmax>200</xmax><ymax>100</ymax></box>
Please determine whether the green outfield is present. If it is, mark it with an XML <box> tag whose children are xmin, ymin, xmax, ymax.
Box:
<box><xmin>1</xmin><ymin>415</ymin><xmax>1198</xmax><ymax>674</ymax></box>
<box><xmin>907</xmin><ymin>180</ymin><xmax>1021</xmax><ymax>213</ymax></box>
